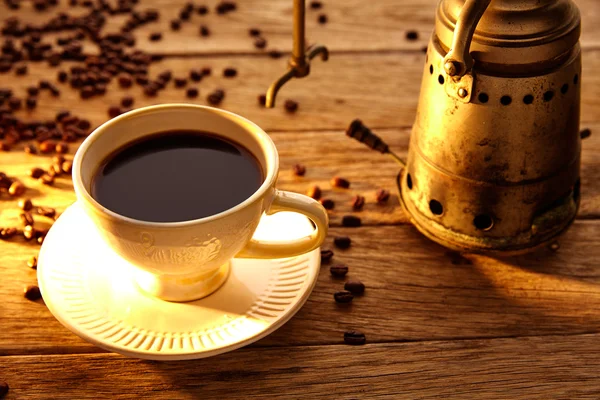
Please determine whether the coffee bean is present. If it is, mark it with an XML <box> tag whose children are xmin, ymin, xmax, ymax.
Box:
<box><xmin>249</xmin><ymin>28</ymin><xmax>261</xmax><ymax>37</ymax></box>
<box><xmin>376</xmin><ymin>188</ymin><xmax>390</xmax><ymax>203</ymax></box>
<box><xmin>121</xmin><ymin>96</ymin><xmax>134</xmax><ymax>108</ymax></box>
<box><xmin>15</xmin><ymin>64</ymin><xmax>27</xmax><ymax>76</ymax></box>
<box><xmin>80</xmin><ymin>86</ymin><xmax>95</xmax><ymax>99</ymax></box>
<box><xmin>0</xmin><ymin>142</ymin><xmax>10</xmax><ymax>152</ymax></box>
<box><xmin>201</xmin><ymin>67</ymin><xmax>212</xmax><ymax>76</ymax></box>
<box><xmin>118</xmin><ymin>74</ymin><xmax>133</xmax><ymax>88</ymax></box>
<box><xmin>56</xmin><ymin>141</ymin><xmax>70</xmax><ymax>154</ymax></box>
<box><xmin>351</xmin><ymin>195</ymin><xmax>365</xmax><ymax>211</ymax></box>
<box><xmin>216</xmin><ymin>1</ymin><xmax>236</xmax><ymax>14</ymax></box>
<box><xmin>318</xmin><ymin>14</ymin><xmax>328</xmax><ymax>24</ymax></box>
<box><xmin>108</xmin><ymin>106</ymin><xmax>122</xmax><ymax>118</ymax></box>
<box><xmin>8</xmin><ymin>181</ymin><xmax>25</xmax><ymax>196</ymax></box>
<box><xmin>330</xmin><ymin>264</ymin><xmax>348</xmax><ymax>277</ymax></box>
<box><xmin>405</xmin><ymin>30</ymin><xmax>419</xmax><ymax>41</ymax></box>
<box><xmin>53</xmin><ymin>155</ymin><xmax>65</xmax><ymax>165</ymax></box>
<box><xmin>321</xmin><ymin>249</ymin><xmax>334</xmax><ymax>262</ymax></box>
<box><xmin>26</xmin><ymin>86</ymin><xmax>39</xmax><ymax>96</ymax></box>
<box><xmin>149</xmin><ymin>32</ymin><xmax>162</xmax><ymax>41</ymax></box>
<box><xmin>0</xmin><ymin>381</ymin><xmax>8</xmax><ymax>398</ymax></box>
<box><xmin>334</xmin><ymin>290</ymin><xmax>353</xmax><ymax>303</ymax></box>
<box><xmin>580</xmin><ymin>128</ymin><xmax>592</xmax><ymax>139</ymax></box>
<box><xmin>8</xmin><ymin>97</ymin><xmax>22</xmax><ymax>110</ymax></box>
<box><xmin>36</xmin><ymin>232</ymin><xmax>46</xmax><ymax>244</ymax></box>
<box><xmin>24</xmin><ymin>285</ymin><xmax>42</xmax><ymax>301</ymax></box>
<box><xmin>26</xmin><ymin>97</ymin><xmax>37</xmax><ymax>109</ymax></box>
<box><xmin>37</xmin><ymin>206</ymin><xmax>56</xmax><ymax>219</ymax></box>
<box><xmin>61</xmin><ymin>160</ymin><xmax>73</xmax><ymax>174</ymax></box>
<box><xmin>293</xmin><ymin>164</ymin><xmax>306</xmax><ymax>176</ymax></box>
<box><xmin>39</xmin><ymin>140</ymin><xmax>56</xmax><ymax>154</ymax></box>
<box><xmin>223</xmin><ymin>67</ymin><xmax>237</xmax><ymax>78</ymax></box>
<box><xmin>310</xmin><ymin>0</ymin><xmax>322</xmax><ymax>9</ymax></box>
<box><xmin>200</xmin><ymin>25</ymin><xmax>211</xmax><ymax>37</ymax></box>
<box><xmin>207</xmin><ymin>89</ymin><xmax>225</xmax><ymax>105</ymax></box>
<box><xmin>170</xmin><ymin>19</ymin><xmax>182</xmax><ymax>31</ymax></box>
<box><xmin>344</xmin><ymin>279</ymin><xmax>365</xmax><ymax>295</ymax></box>
<box><xmin>258</xmin><ymin>94</ymin><xmax>267</xmax><ymax>106</ymax></box>
<box><xmin>48</xmin><ymin>85</ymin><xmax>60</xmax><ymax>97</ymax></box>
<box><xmin>174</xmin><ymin>77</ymin><xmax>188</xmax><ymax>88</ymax></box>
<box><xmin>57</xmin><ymin>70</ymin><xmax>68</xmax><ymax>83</ymax></box>
<box><xmin>40</xmin><ymin>173</ymin><xmax>55</xmax><ymax>185</ymax></box>
<box><xmin>135</xmin><ymin>76</ymin><xmax>149</xmax><ymax>85</ymax></box>
<box><xmin>27</xmin><ymin>255</ymin><xmax>38</xmax><ymax>269</ymax></box>
<box><xmin>55</xmin><ymin>110</ymin><xmax>70</xmax><ymax>122</ymax></box>
<box><xmin>284</xmin><ymin>99</ymin><xmax>298</xmax><ymax>113</ymax></box>
<box><xmin>320</xmin><ymin>198</ymin><xmax>335</xmax><ymax>210</ymax></box>
<box><xmin>334</xmin><ymin>236</ymin><xmax>351</xmax><ymax>249</ymax></box>
<box><xmin>143</xmin><ymin>85</ymin><xmax>158</xmax><ymax>97</ymax></box>
<box><xmin>268</xmin><ymin>49</ymin><xmax>283</xmax><ymax>59</ymax></box>
<box><xmin>23</xmin><ymin>225</ymin><xmax>35</xmax><ymax>241</ymax></box>
<box><xmin>254</xmin><ymin>37</ymin><xmax>267</xmax><ymax>49</ymax></box>
<box><xmin>331</xmin><ymin>176</ymin><xmax>350</xmax><ymax>188</ymax></box>
<box><xmin>0</xmin><ymin>227</ymin><xmax>18</xmax><ymax>240</ymax></box>
<box><xmin>342</xmin><ymin>215</ymin><xmax>361</xmax><ymax>227</ymax></box>
<box><xmin>158</xmin><ymin>70</ymin><xmax>173</xmax><ymax>83</ymax></box>
<box><xmin>19</xmin><ymin>211</ymin><xmax>34</xmax><ymax>227</ymax></box>
<box><xmin>550</xmin><ymin>241</ymin><xmax>560</xmax><ymax>251</ymax></box>
<box><xmin>197</xmin><ymin>4</ymin><xmax>208</xmax><ymax>14</ymax></box>
<box><xmin>186</xmin><ymin>87</ymin><xmax>199</xmax><ymax>98</ymax></box>
<box><xmin>180</xmin><ymin>10</ymin><xmax>191</xmax><ymax>20</ymax></box>
<box><xmin>307</xmin><ymin>185</ymin><xmax>322</xmax><ymax>200</ymax></box>
<box><xmin>343</xmin><ymin>331</ymin><xmax>366</xmax><ymax>345</ymax></box>
<box><xmin>189</xmin><ymin>69</ymin><xmax>203</xmax><ymax>82</ymax></box>
<box><xmin>94</xmin><ymin>83</ymin><xmax>107</xmax><ymax>95</ymax></box>
<box><xmin>30</xmin><ymin>167</ymin><xmax>45</xmax><ymax>179</ymax></box>
<box><xmin>50</xmin><ymin>163</ymin><xmax>63</xmax><ymax>176</ymax></box>
<box><xmin>19</xmin><ymin>198</ymin><xmax>33</xmax><ymax>211</ymax></box>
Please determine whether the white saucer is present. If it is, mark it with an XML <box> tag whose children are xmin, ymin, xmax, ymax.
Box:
<box><xmin>37</xmin><ymin>203</ymin><xmax>320</xmax><ymax>361</ymax></box>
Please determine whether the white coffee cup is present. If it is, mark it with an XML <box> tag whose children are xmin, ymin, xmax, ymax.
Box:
<box><xmin>73</xmin><ymin>104</ymin><xmax>328</xmax><ymax>302</ymax></box>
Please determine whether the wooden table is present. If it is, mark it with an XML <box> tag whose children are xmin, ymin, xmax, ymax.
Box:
<box><xmin>1</xmin><ymin>0</ymin><xmax>600</xmax><ymax>398</ymax></box>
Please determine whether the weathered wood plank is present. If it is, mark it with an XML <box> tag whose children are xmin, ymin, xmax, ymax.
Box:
<box><xmin>3</xmin><ymin>333</ymin><xmax>600</xmax><ymax>399</ymax></box>
<box><xmin>1</xmin><ymin>0</ymin><xmax>599</xmax><ymax>55</ymax></box>
<box><xmin>2</xmin><ymin>220</ymin><xmax>600</xmax><ymax>354</ymax></box>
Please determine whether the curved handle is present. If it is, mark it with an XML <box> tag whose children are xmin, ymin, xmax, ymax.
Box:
<box><xmin>443</xmin><ymin>0</ymin><xmax>492</xmax><ymax>78</ymax></box>
<box><xmin>236</xmin><ymin>190</ymin><xmax>329</xmax><ymax>259</ymax></box>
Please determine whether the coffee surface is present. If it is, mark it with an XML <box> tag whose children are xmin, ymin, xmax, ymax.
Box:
<box><xmin>91</xmin><ymin>130</ymin><xmax>263</xmax><ymax>222</ymax></box>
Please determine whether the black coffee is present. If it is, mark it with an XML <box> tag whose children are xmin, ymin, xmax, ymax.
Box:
<box><xmin>91</xmin><ymin>130</ymin><xmax>263</xmax><ymax>222</ymax></box>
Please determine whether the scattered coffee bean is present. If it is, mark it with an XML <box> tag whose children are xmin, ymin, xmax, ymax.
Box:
<box><xmin>342</xmin><ymin>215</ymin><xmax>361</xmax><ymax>227</ymax></box>
<box><xmin>30</xmin><ymin>167</ymin><xmax>45</xmax><ymax>179</ymax></box>
<box><xmin>180</xmin><ymin>9</ymin><xmax>191</xmax><ymax>20</ymax></box>
<box><xmin>0</xmin><ymin>142</ymin><xmax>10</xmax><ymax>152</ymax></box>
<box><xmin>269</xmin><ymin>49</ymin><xmax>283</xmax><ymax>59</ymax></box>
<box><xmin>50</xmin><ymin>163</ymin><xmax>63</xmax><ymax>176</ymax></box>
<box><xmin>48</xmin><ymin>84</ymin><xmax>60</xmax><ymax>97</ymax></box>
<box><xmin>55</xmin><ymin>142</ymin><xmax>69</xmax><ymax>154</ymax></box>
<box><xmin>321</xmin><ymin>249</ymin><xmax>334</xmax><ymax>262</ymax></box>
<box><xmin>53</xmin><ymin>155</ymin><xmax>66</xmax><ymax>165</ymax></box>
<box><xmin>19</xmin><ymin>198</ymin><xmax>33</xmax><ymax>211</ymax></box>
<box><xmin>27</xmin><ymin>255</ymin><xmax>38</xmax><ymax>269</ymax></box>
<box><xmin>344</xmin><ymin>279</ymin><xmax>365</xmax><ymax>295</ymax></box>
<box><xmin>144</xmin><ymin>85</ymin><xmax>158</xmax><ymax>97</ymax></box>
<box><xmin>207</xmin><ymin>89</ymin><xmax>225</xmax><ymax>105</ymax></box>
<box><xmin>200</xmin><ymin>25</ymin><xmax>211</xmax><ymax>37</ymax></box>
<box><xmin>0</xmin><ymin>381</ymin><xmax>8</xmax><ymax>398</ymax></box>
<box><xmin>405</xmin><ymin>30</ymin><xmax>419</xmax><ymax>41</ymax></box>
<box><xmin>307</xmin><ymin>185</ymin><xmax>322</xmax><ymax>200</ymax></box>
<box><xmin>310</xmin><ymin>0</ymin><xmax>322</xmax><ymax>9</ymax></box>
<box><xmin>26</xmin><ymin>97</ymin><xmax>37</xmax><ymax>109</ymax></box>
<box><xmin>189</xmin><ymin>69</ymin><xmax>203</xmax><ymax>82</ymax></box>
<box><xmin>258</xmin><ymin>94</ymin><xmax>267</xmax><ymax>106</ymax></box>
<box><xmin>550</xmin><ymin>241</ymin><xmax>560</xmax><ymax>251</ymax></box>
<box><xmin>334</xmin><ymin>290</ymin><xmax>353</xmax><ymax>303</ymax></box>
<box><xmin>201</xmin><ymin>67</ymin><xmax>212</xmax><ymax>76</ymax></box>
<box><xmin>331</xmin><ymin>176</ymin><xmax>350</xmax><ymax>189</ymax></box>
<box><xmin>249</xmin><ymin>28</ymin><xmax>261</xmax><ymax>37</ymax></box>
<box><xmin>39</xmin><ymin>140</ymin><xmax>56</xmax><ymax>154</ymax></box>
<box><xmin>284</xmin><ymin>99</ymin><xmax>298</xmax><ymax>113</ymax></box>
<box><xmin>57</xmin><ymin>70</ymin><xmax>68</xmax><ymax>83</ymax></box>
<box><xmin>120</xmin><ymin>96</ymin><xmax>134</xmax><ymax>108</ymax></box>
<box><xmin>580</xmin><ymin>128</ymin><xmax>591</xmax><ymax>139</ymax></box>
<box><xmin>334</xmin><ymin>236</ymin><xmax>351</xmax><ymax>249</ymax></box>
<box><xmin>61</xmin><ymin>160</ymin><xmax>73</xmax><ymax>174</ymax></box>
<box><xmin>351</xmin><ymin>195</ymin><xmax>365</xmax><ymax>211</ymax></box>
<box><xmin>186</xmin><ymin>87</ymin><xmax>199</xmax><ymax>98</ymax></box>
<box><xmin>56</xmin><ymin>110</ymin><xmax>70</xmax><ymax>122</ymax></box>
<box><xmin>27</xmin><ymin>86</ymin><xmax>39</xmax><ymax>96</ymax></box>
<box><xmin>8</xmin><ymin>97</ymin><xmax>22</xmax><ymax>110</ymax></box>
<box><xmin>330</xmin><ymin>264</ymin><xmax>348</xmax><ymax>277</ymax></box>
<box><xmin>376</xmin><ymin>189</ymin><xmax>390</xmax><ymax>203</ymax></box>
<box><xmin>23</xmin><ymin>225</ymin><xmax>35</xmax><ymax>241</ymax></box>
<box><xmin>0</xmin><ymin>227</ymin><xmax>18</xmax><ymax>240</ymax></box>
<box><xmin>174</xmin><ymin>77</ymin><xmax>188</xmax><ymax>88</ymax></box>
<box><xmin>149</xmin><ymin>32</ymin><xmax>163</xmax><ymax>41</ymax></box>
<box><xmin>24</xmin><ymin>285</ymin><xmax>42</xmax><ymax>301</ymax></box>
<box><xmin>318</xmin><ymin>14</ymin><xmax>328</xmax><ymax>24</ymax></box>
<box><xmin>108</xmin><ymin>106</ymin><xmax>122</xmax><ymax>118</ymax></box>
<box><xmin>37</xmin><ymin>206</ymin><xmax>56</xmax><ymax>219</ymax></box>
<box><xmin>8</xmin><ymin>181</ymin><xmax>25</xmax><ymax>196</ymax></box>
<box><xmin>80</xmin><ymin>86</ymin><xmax>95</xmax><ymax>99</ymax></box>
<box><xmin>223</xmin><ymin>67</ymin><xmax>237</xmax><ymax>78</ymax></box>
<box><xmin>320</xmin><ymin>198</ymin><xmax>335</xmax><ymax>210</ymax></box>
<box><xmin>254</xmin><ymin>37</ymin><xmax>267</xmax><ymax>49</ymax></box>
<box><xmin>118</xmin><ymin>74</ymin><xmax>133</xmax><ymax>88</ymax></box>
<box><xmin>343</xmin><ymin>331</ymin><xmax>366</xmax><ymax>345</ymax></box>
<box><xmin>197</xmin><ymin>5</ymin><xmax>209</xmax><ymax>14</ymax></box>
<box><xmin>40</xmin><ymin>174</ymin><xmax>55</xmax><ymax>185</ymax></box>
<box><xmin>19</xmin><ymin>211</ymin><xmax>34</xmax><ymax>227</ymax></box>
<box><xmin>170</xmin><ymin>19</ymin><xmax>182</xmax><ymax>31</ymax></box>
<box><xmin>15</xmin><ymin>64</ymin><xmax>27</xmax><ymax>76</ymax></box>
<box><xmin>216</xmin><ymin>1</ymin><xmax>237</xmax><ymax>14</ymax></box>
<box><xmin>293</xmin><ymin>164</ymin><xmax>306</xmax><ymax>176</ymax></box>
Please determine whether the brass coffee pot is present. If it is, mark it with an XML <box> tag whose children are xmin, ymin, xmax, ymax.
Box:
<box><xmin>267</xmin><ymin>0</ymin><xmax>582</xmax><ymax>255</ymax></box>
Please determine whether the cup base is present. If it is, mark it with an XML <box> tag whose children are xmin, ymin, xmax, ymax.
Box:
<box><xmin>133</xmin><ymin>262</ymin><xmax>231</xmax><ymax>302</ymax></box>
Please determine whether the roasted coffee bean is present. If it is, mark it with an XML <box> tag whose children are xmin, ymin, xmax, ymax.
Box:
<box><xmin>57</xmin><ymin>70</ymin><xmax>68</xmax><ymax>83</ymax></box>
<box><xmin>50</xmin><ymin>163</ymin><xmax>63</xmax><ymax>176</ymax></box>
<box><xmin>330</xmin><ymin>264</ymin><xmax>348</xmax><ymax>277</ymax></box>
<box><xmin>118</xmin><ymin>74</ymin><xmax>133</xmax><ymax>88</ymax></box>
<box><xmin>344</xmin><ymin>279</ymin><xmax>365</xmax><ymax>295</ymax></box>
<box><xmin>343</xmin><ymin>331</ymin><xmax>366</xmax><ymax>345</ymax></box>
<box><xmin>0</xmin><ymin>381</ymin><xmax>9</xmax><ymax>398</ymax></box>
<box><xmin>216</xmin><ymin>1</ymin><xmax>237</xmax><ymax>14</ymax></box>
<box><xmin>0</xmin><ymin>142</ymin><xmax>10</xmax><ymax>152</ymax></box>
<box><xmin>258</xmin><ymin>94</ymin><xmax>267</xmax><ymax>106</ymax></box>
<box><xmin>26</xmin><ymin>97</ymin><xmax>37</xmax><ymax>109</ymax></box>
<box><xmin>342</xmin><ymin>215</ymin><xmax>361</xmax><ymax>227</ymax></box>
<box><xmin>293</xmin><ymin>164</ymin><xmax>306</xmax><ymax>176</ymax></box>
<box><xmin>94</xmin><ymin>83</ymin><xmax>107</xmax><ymax>95</ymax></box>
<box><xmin>405</xmin><ymin>30</ymin><xmax>419</xmax><ymax>41</ymax></box>
<box><xmin>56</xmin><ymin>110</ymin><xmax>70</xmax><ymax>122</ymax></box>
<box><xmin>108</xmin><ymin>106</ymin><xmax>122</xmax><ymax>118</ymax></box>
<box><xmin>19</xmin><ymin>198</ymin><xmax>33</xmax><ymax>211</ymax></box>
<box><xmin>207</xmin><ymin>89</ymin><xmax>225</xmax><ymax>105</ymax></box>
<box><xmin>77</xmin><ymin>119</ymin><xmax>90</xmax><ymax>130</ymax></box>
<box><xmin>40</xmin><ymin>174</ymin><xmax>54</xmax><ymax>185</ymax></box>
<box><xmin>48</xmin><ymin>53</ymin><xmax>61</xmax><ymax>67</ymax></box>
<box><xmin>174</xmin><ymin>77</ymin><xmax>187</xmax><ymax>88</ymax></box>
<box><xmin>321</xmin><ymin>249</ymin><xmax>334</xmax><ymax>262</ymax></box>
<box><xmin>0</xmin><ymin>62</ymin><xmax>12</xmax><ymax>73</ymax></box>
<box><xmin>197</xmin><ymin>4</ymin><xmax>208</xmax><ymax>14</ymax></box>
<box><xmin>223</xmin><ymin>67</ymin><xmax>237</xmax><ymax>78</ymax></box>
<box><xmin>320</xmin><ymin>199</ymin><xmax>335</xmax><ymax>210</ymax></box>
<box><xmin>30</xmin><ymin>167</ymin><xmax>45</xmax><ymax>179</ymax></box>
<box><xmin>36</xmin><ymin>232</ymin><xmax>46</xmax><ymax>244</ymax></box>
<box><xmin>254</xmin><ymin>37</ymin><xmax>267</xmax><ymax>49</ymax></box>
<box><xmin>53</xmin><ymin>154</ymin><xmax>65</xmax><ymax>165</ymax></box>
<box><xmin>27</xmin><ymin>86</ymin><xmax>39</xmax><ymax>96</ymax></box>
<box><xmin>200</xmin><ymin>25</ymin><xmax>211</xmax><ymax>37</ymax></box>
<box><xmin>310</xmin><ymin>0</ymin><xmax>322</xmax><ymax>9</ymax></box>
<box><xmin>186</xmin><ymin>87</ymin><xmax>199</xmax><ymax>98</ymax></box>
<box><xmin>376</xmin><ymin>188</ymin><xmax>390</xmax><ymax>203</ymax></box>
<box><xmin>351</xmin><ymin>195</ymin><xmax>365</xmax><ymax>211</ymax></box>
<box><xmin>8</xmin><ymin>97</ymin><xmax>22</xmax><ymax>110</ymax></box>
<box><xmin>180</xmin><ymin>9</ymin><xmax>191</xmax><ymax>20</ymax></box>
<box><xmin>37</xmin><ymin>206</ymin><xmax>56</xmax><ymax>219</ymax></box>
<box><xmin>580</xmin><ymin>128</ymin><xmax>592</xmax><ymax>139</ymax></box>
<box><xmin>55</xmin><ymin>142</ymin><xmax>68</xmax><ymax>154</ymax></box>
<box><xmin>0</xmin><ymin>227</ymin><xmax>18</xmax><ymax>240</ymax></box>
<box><xmin>8</xmin><ymin>181</ymin><xmax>25</xmax><ymax>196</ymax></box>
<box><xmin>19</xmin><ymin>211</ymin><xmax>34</xmax><ymax>227</ymax></box>
<box><xmin>23</xmin><ymin>225</ymin><xmax>35</xmax><ymax>241</ymax></box>
<box><xmin>284</xmin><ymin>99</ymin><xmax>298</xmax><ymax>113</ymax></box>
<box><xmin>331</xmin><ymin>176</ymin><xmax>350</xmax><ymax>188</ymax></box>
<box><xmin>170</xmin><ymin>19</ymin><xmax>182</xmax><ymax>31</ymax></box>
<box><xmin>268</xmin><ymin>49</ymin><xmax>283</xmax><ymax>59</ymax></box>
<box><xmin>24</xmin><ymin>285</ymin><xmax>42</xmax><ymax>301</ymax></box>
<box><xmin>189</xmin><ymin>69</ymin><xmax>203</xmax><ymax>82</ymax></box>
<box><xmin>27</xmin><ymin>255</ymin><xmax>38</xmax><ymax>269</ymax></box>
<box><xmin>61</xmin><ymin>160</ymin><xmax>73</xmax><ymax>174</ymax></box>
<box><xmin>80</xmin><ymin>86</ymin><xmax>95</xmax><ymax>99</ymax></box>
<box><xmin>39</xmin><ymin>140</ymin><xmax>56</xmax><ymax>154</ymax></box>
<box><xmin>144</xmin><ymin>85</ymin><xmax>158</xmax><ymax>97</ymax></box>
<box><xmin>15</xmin><ymin>64</ymin><xmax>27</xmax><ymax>76</ymax></box>
<box><xmin>48</xmin><ymin>85</ymin><xmax>60</xmax><ymax>97</ymax></box>
<box><xmin>201</xmin><ymin>67</ymin><xmax>212</xmax><ymax>76</ymax></box>
<box><xmin>334</xmin><ymin>236</ymin><xmax>351</xmax><ymax>249</ymax></box>
<box><xmin>334</xmin><ymin>290</ymin><xmax>353</xmax><ymax>303</ymax></box>
<box><xmin>149</xmin><ymin>32</ymin><xmax>163</xmax><ymax>41</ymax></box>
<box><xmin>121</xmin><ymin>96</ymin><xmax>134</xmax><ymax>108</ymax></box>
<box><xmin>550</xmin><ymin>241</ymin><xmax>560</xmax><ymax>251</ymax></box>
<box><xmin>307</xmin><ymin>185</ymin><xmax>322</xmax><ymax>200</ymax></box>
<box><xmin>318</xmin><ymin>14</ymin><xmax>328</xmax><ymax>24</ymax></box>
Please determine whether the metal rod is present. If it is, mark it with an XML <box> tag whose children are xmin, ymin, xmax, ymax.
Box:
<box><xmin>293</xmin><ymin>0</ymin><xmax>305</xmax><ymax>63</ymax></box>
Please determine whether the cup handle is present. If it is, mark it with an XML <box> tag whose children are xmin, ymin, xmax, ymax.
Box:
<box><xmin>236</xmin><ymin>189</ymin><xmax>329</xmax><ymax>259</ymax></box>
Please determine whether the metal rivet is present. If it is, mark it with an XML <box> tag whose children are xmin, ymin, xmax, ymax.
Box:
<box><xmin>458</xmin><ymin>88</ymin><xmax>468</xmax><ymax>98</ymax></box>
<box><xmin>444</xmin><ymin>61</ymin><xmax>458</xmax><ymax>76</ymax></box>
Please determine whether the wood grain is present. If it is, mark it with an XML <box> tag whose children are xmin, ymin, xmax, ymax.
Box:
<box><xmin>3</xmin><ymin>333</ymin><xmax>600</xmax><ymax>399</ymax></box>
<box><xmin>1</xmin><ymin>0</ymin><xmax>599</xmax><ymax>55</ymax></box>
<box><xmin>3</xmin><ymin>220</ymin><xmax>600</xmax><ymax>354</ymax></box>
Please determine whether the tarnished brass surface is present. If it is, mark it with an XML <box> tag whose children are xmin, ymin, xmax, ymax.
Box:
<box><xmin>400</xmin><ymin>0</ymin><xmax>582</xmax><ymax>253</ymax></box>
